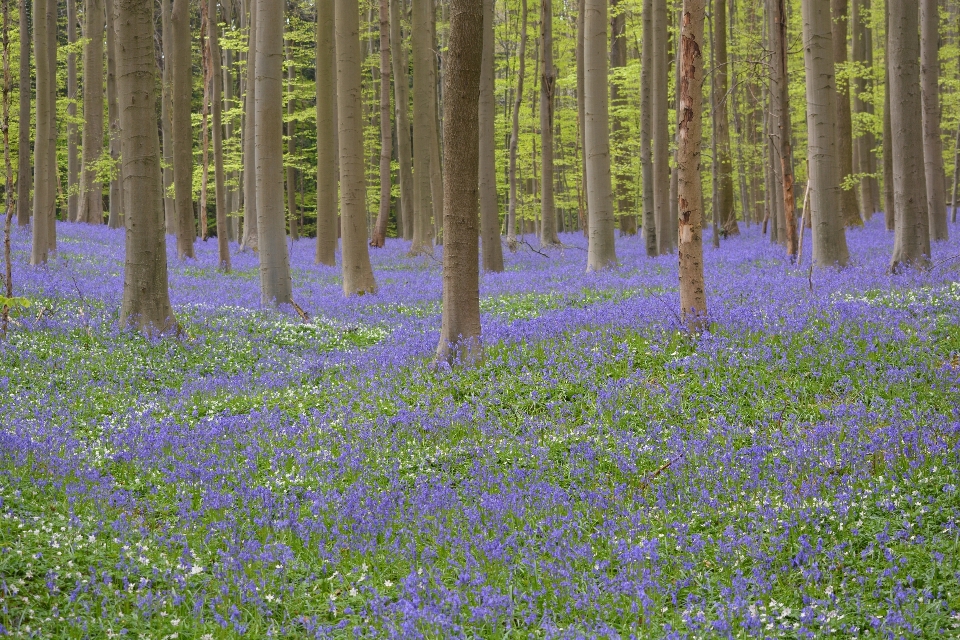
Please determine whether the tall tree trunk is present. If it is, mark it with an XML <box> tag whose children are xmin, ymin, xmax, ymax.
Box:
<box><xmin>539</xmin><ymin>0</ymin><xmax>559</xmax><ymax>245</ymax></box>
<box><xmin>285</xmin><ymin>39</ymin><xmax>298</xmax><ymax>241</ymax></box>
<box><xmin>652</xmin><ymin>0</ymin><xmax>671</xmax><ymax>253</ymax></box>
<box><xmin>371</xmin><ymin>0</ymin><xmax>392</xmax><ymax>248</ymax></box>
<box><xmin>610</xmin><ymin>0</ymin><xmax>633</xmax><ymax>236</ymax></box>
<box><xmin>66</xmin><ymin>0</ymin><xmax>78</xmax><ymax>223</ymax></box>
<box><xmin>390</xmin><ymin>0</ymin><xmax>414</xmax><ymax>241</ymax></box>
<box><xmin>117</xmin><ymin>0</ymin><xmax>175</xmax><ymax>334</ymax></box>
<box><xmin>576</xmin><ymin>0</ymin><xmax>587</xmax><ymax>235</ymax></box>
<box><xmin>3</xmin><ymin>0</ymin><xmax>13</xmax><ymax>335</ymax></box>
<box><xmin>336</xmin><ymin>0</ymin><xmax>377</xmax><ymax>295</ymax></box>
<box><xmin>888</xmin><ymin>0</ymin><xmax>930</xmax><ymax>269</ymax></box>
<box><xmin>921</xmin><ymin>0</ymin><xmax>947</xmax><ymax>241</ymax></box>
<box><xmin>209</xmin><ymin>0</ymin><xmax>229</xmax><ymax>270</ymax></box>
<box><xmin>678</xmin><ymin>0</ymin><xmax>706</xmax><ymax>326</ymax></box>
<box><xmin>851</xmin><ymin>0</ymin><xmax>878</xmax><ymax>219</ymax></box>
<box><xmin>199</xmin><ymin>17</ymin><xmax>210</xmax><ymax>241</ymax></box>
<box><xmin>881</xmin><ymin>0</ymin><xmax>894</xmax><ymax>231</ymax></box>
<box><xmin>78</xmin><ymin>0</ymin><xmax>104</xmax><ymax>225</ymax></box>
<box><xmin>315</xmin><ymin>0</ymin><xmax>337</xmax><ymax>265</ymax></box>
<box><xmin>507</xmin><ymin>0</ymin><xmax>527</xmax><ymax>246</ymax></box>
<box><xmin>222</xmin><ymin>1</ymin><xmax>238</xmax><ymax>242</ymax></box>
<box><xmin>105</xmin><ymin>0</ymin><xmax>121</xmax><ymax>228</ymax></box>
<box><xmin>30</xmin><ymin>0</ymin><xmax>55</xmax><ymax>264</ymax></box>
<box><xmin>171</xmin><ymin>0</ymin><xmax>195</xmax><ymax>258</ymax></box>
<box><xmin>584</xmin><ymin>0</ymin><xmax>616</xmax><ymax>270</ymax></box>
<box><xmin>15</xmin><ymin>0</ymin><xmax>28</xmax><ymax>226</ymax></box>
<box><xmin>831</xmin><ymin>0</ymin><xmax>861</xmax><ymax>227</ymax></box>
<box><xmin>640</xmin><ymin>0</ymin><xmax>655</xmax><ymax>255</ymax></box>
<box><xmin>161</xmin><ymin>0</ymin><xmax>175</xmax><ymax>233</ymax></box>
<box><xmin>242</xmin><ymin>0</ymin><xmax>258</xmax><ymax>250</ymax></box>
<box><xmin>435</xmin><ymin>0</ymin><xmax>483</xmax><ymax>365</ymax></box>
<box><xmin>802</xmin><ymin>0</ymin><xmax>849</xmax><ymax>267</ymax></box>
<box><xmin>255</xmin><ymin>0</ymin><xmax>293</xmax><ymax>303</ymax></box>
<box><xmin>478</xmin><ymin>0</ymin><xmax>503</xmax><ymax>269</ymax></box>
<box><xmin>410</xmin><ymin>0</ymin><xmax>435</xmax><ymax>254</ymax></box>
<box><xmin>713</xmin><ymin>0</ymin><xmax>738</xmax><ymax>236</ymax></box>
<box><xmin>770</xmin><ymin>0</ymin><xmax>797</xmax><ymax>257</ymax></box>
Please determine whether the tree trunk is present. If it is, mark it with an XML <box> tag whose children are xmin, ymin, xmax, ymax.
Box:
<box><xmin>830</xmin><ymin>0</ymin><xmax>861</xmax><ymax>228</ymax></box>
<box><xmin>410</xmin><ymin>0</ymin><xmax>435</xmax><ymax>254</ymax></box>
<box><xmin>802</xmin><ymin>0</ymin><xmax>849</xmax><ymax>267</ymax></box>
<box><xmin>640</xmin><ymin>0</ymin><xmax>655</xmax><ymax>255</ymax></box>
<box><xmin>390</xmin><ymin>0</ymin><xmax>414</xmax><ymax>241</ymax></box>
<box><xmin>435</xmin><ymin>0</ymin><xmax>483</xmax><ymax>365</ymax></box>
<box><xmin>652</xmin><ymin>0</ymin><xmax>671</xmax><ymax>253</ymax></box>
<box><xmin>851</xmin><ymin>0</ymin><xmax>878</xmax><ymax>219</ymax></box>
<box><xmin>371</xmin><ymin>0</ymin><xmax>392</xmax><ymax>248</ymax></box>
<box><xmin>222</xmin><ymin>1</ymin><xmax>238</xmax><ymax>242</ymax></box>
<box><xmin>78</xmin><ymin>0</ymin><xmax>104</xmax><ymax>225</ymax></box>
<box><xmin>920</xmin><ymin>0</ymin><xmax>947</xmax><ymax>241</ymax></box>
<box><xmin>584</xmin><ymin>0</ymin><xmax>616</xmax><ymax>270</ymax></box>
<box><xmin>315</xmin><ymin>0</ymin><xmax>337</xmax><ymax>265</ymax></box>
<box><xmin>507</xmin><ymin>0</ymin><xmax>527</xmax><ymax>246</ymax></box>
<box><xmin>199</xmin><ymin>16</ymin><xmax>210</xmax><ymax>241</ymax></box>
<box><xmin>209</xmin><ymin>0</ymin><xmax>230</xmax><ymax>270</ymax></box>
<box><xmin>161</xmin><ymin>0</ymin><xmax>175</xmax><ymax>233</ymax></box>
<box><xmin>888</xmin><ymin>0</ymin><xmax>931</xmax><ymax>269</ymax></box>
<box><xmin>285</xmin><ymin>39</ymin><xmax>298</xmax><ymax>241</ymax></box>
<box><xmin>576</xmin><ymin>0</ymin><xmax>587</xmax><ymax>235</ymax></box>
<box><xmin>116</xmin><ymin>0</ymin><xmax>175</xmax><ymax>334</ymax></box>
<box><xmin>171</xmin><ymin>0</ymin><xmax>195</xmax><ymax>258</ymax></box>
<box><xmin>105</xmin><ymin>0</ymin><xmax>122</xmax><ymax>228</ymax></box>
<box><xmin>478</xmin><ymin>0</ymin><xmax>503</xmax><ymax>270</ymax></box>
<box><xmin>255</xmin><ymin>0</ymin><xmax>293</xmax><ymax>303</ymax></box>
<box><xmin>610</xmin><ymin>0</ymin><xmax>634</xmax><ymax>236</ymax></box>
<box><xmin>66</xmin><ymin>0</ymin><xmax>78</xmax><ymax>223</ymax></box>
<box><xmin>30</xmin><ymin>0</ymin><xmax>56</xmax><ymax>264</ymax></box>
<box><xmin>15</xmin><ymin>0</ymin><xmax>28</xmax><ymax>226</ymax></box>
<box><xmin>713</xmin><ymin>0</ymin><xmax>738</xmax><ymax>236</ymax></box>
<box><xmin>678</xmin><ymin>0</ymin><xmax>706</xmax><ymax>326</ymax></box>
<box><xmin>242</xmin><ymin>0</ymin><xmax>259</xmax><ymax>250</ymax></box>
<box><xmin>881</xmin><ymin>0</ymin><xmax>894</xmax><ymax>231</ymax></box>
<box><xmin>336</xmin><ymin>0</ymin><xmax>377</xmax><ymax>295</ymax></box>
<box><xmin>539</xmin><ymin>0</ymin><xmax>559</xmax><ymax>245</ymax></box>
<box><xmin>770</xmin><ymin>0</ymin><xmax>797</xmax><ymax>257</ymax></box>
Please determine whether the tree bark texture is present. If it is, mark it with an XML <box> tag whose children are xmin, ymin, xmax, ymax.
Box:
<box><xmin>539</xmin><ymin>0</ymin><xmax>559</xmax><ymax>245</ymax></box>
<box><xmin>851</xmin><ymin>0</ymin><xmax>878</xmax><ymax>219</ymax></box>
<box><xmin>285</xmin><ymin>40</ymin><xmax>298</xmax><ymax>241</ymax></box>
<box><xmin>653</xmin><ymin>0</ymin><xmax>672</xmax><ymax>253</ymax></box>
<box><xmin>478</xmin><ymin>0</ymin><xmax>503</xmax><ymax>270</ymax></box>
<box><xmin>410</xmin><ymin>0</ymin><xmax>435</xmax><ymax>254</ymax></box>
<box><xmin>371</xmin><ymin>0</ymin><xmax>392</xmax><ymax>248</ymax></box>
<box><xmin>210</xmin><ymin>0</ymin><xmax>230</xmax><ymax>270</ymax></box>
<box><xmin>920</xmin><ymin>0</ymin><xmax>947</xmax><ymax>241</ymax></box>
<box><xmin>770</xmin><ymin>0</ymin><xmax>797</xmax><ymax>258</ymax></box>
<box><xmin>242</xmin><ymin>0</ymin><xmax>259</xmax><ymax>250</ymax></box>
<box><xmin>640</xmin><ymin>0</ymin><xmax>655</xmax><ymax>255</ymax></box>
<box><xmin>161</xmin><ymin>0</ymin><xmax>175</xmax><ymax>233</ymax></box>
<box><xmin>507</xmin><ymin>0</ymin><xmax>527</xmax><ymax>245</ymax></box>
<box><xmin>829</xmin><ymin>0</ymin><xmax>861</xmax><ymax>228</ymax></box>
<box><xmin>713</xmin><ymin>0</ymin><xmax>738</xmax><ymax>236</ymax></box>
<box><xmin>15</xmin><ymin>0</ymin><xmax>28</xmax><ymax>226</ymax></box>
<box><xmin>30</xmin><ymin>0</ymin><xmax>56</xmax><ymax>264</ymax></box>
<box><xmin>66</xmin><ymin>0</ymin><xmax>78</xmax><ymax>223</ymax></box>
<box><xmin>78</xmin><ymin>0</ymin><xmax>105</xmax><ymax>225</ymax></box>
<box><xmin>390</xmin><ymin>0</ymin><xmax>414</xmax><ymax>241</ymax></box>
<box><xmin>610</xmin><ymin>0</ymin><xmax>635</xmax><ymax>236</ymax></box>
<box><xmin>171</xmin><ymin>0</ymin><xmax>195</xmax><ymax>258</ymax></box>
<box><xmin>881</xmin><ymin>0</ymin><xmax>894</xmax><ymax>231</ymax></box>
<box><xmin>106</xmin><ymin>0</ymin><xmax>122</xmax><ymax>228</ymax></box>
<box><xmin>315</xmin><ymin>0</ymin><xmax>338</xmax><ymax>265</ymax></box>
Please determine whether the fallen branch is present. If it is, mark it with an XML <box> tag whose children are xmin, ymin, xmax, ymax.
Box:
<box><xmin>637</xmin><ymin>452</ymin><xmax>686</xmax><ymax>493</ymax></box>
<box><xmin>291</xmin><ymin>300</ymin><xmax>310</xmax><ymax>323</ymax></box>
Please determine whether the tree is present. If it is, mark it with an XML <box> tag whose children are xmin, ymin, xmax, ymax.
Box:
<box><xmin>713</xmin><ymin>0</ymin><xmax>738</xmax><ymax>236</ymax></box>
<box><xmin>370</xmin><ymin>0</ymin><xmax>392</xmax><ymax>249</ymax></box>
<box><xmin>171</xmin><ymin>0</ymin><xmax>195</xmax><ymax>259</ymax></box>
<box><xmin>610</xmin><ymin>0</ymin><xmax>635</xmax><ymax>236</ymax></box>
<box><xmin>242</xmin><ymin>0</ymin><xmax>259</xmax><ymax>251</ymax></box>
<box><xmin>677</xmin><ymin>0</ymin><xmax>706</xmax><ymax>326</ymax></box>
<box><xmin>105</xmin><ymin>0</ymin><xmax>122</xmax><ymax>229</ymax></box>
<box><xmin>881</xmin><ymin>0</ymin><xmax>893</xmax><ymax>231</ymax></box>
<box><xmin>507</xmin><ymin>0</ymin><xmax>527</xmax><ymax>247</ymax></box>
<box><xmin>851</xmin><ymin>0</ymin><xmax>879</xmax><ymax>219</ymax></box>
<box><xmin>161</xmin><ymin>0</ymin><xmax>175</xmax><ymax>233</ymax></box>
<box><xmin>30</xmin><ymin>0</ymin><xmax>56</xmax><ymax>265</ymax></box>
<box><xmin>435</xmin><ymin>0</ymin><xmax>483</xmax><ymax>365</ymax></box>
<box><xmin>640</xmin><ymin>0</ymin><xmax>655</xmax><ymax>255</ymax></box>
<box><xmin>335</xmin><ymin>0</ymin><xmax>377</xmax><ymax>295</ymax></box>
<box><xmin>584</xmin><ymin>0</ymin><xmax>616</xmax><ymax>270</ymax></box>
<box><xmin>209</xmin><ymin>0</ymin><xmax>230</xmax><ymax>270</ymax></box>
<box><xmin>315</xmin><ymin>0</ymin><xmax>337</xmax><ymax>265</ymax></box>
<box><xmin>390</xmin><ymin>0</ymin><xmax>414</xmax><ymax>241</ymax></box>
<box><xmin>652</xmin><ymin>0</ymin><xmax>672</xmax><ymax>254</ymax></box>
<box><xmin>920</xmin><ymin>0</ymin><xmax>947</xmax><ymax>241</ymax></box>
<box><xmin>116</xmin><ymin>0</ymin><xmax>176</xmax><ymax>334</ymax></box>
<box><xmin>830</xmin><ymin>0</ymin><xmax>861</xmax><ymax>228</ymax></box>
<box><xmin>66</xmin><ymin>0</ymin><xmax>78</xmax><ymax>223</ymax></box>
<box><xmin>255</xmin><ymin>0</ymin><xmax>293</xmax><ymax>304</ymax></box>
<box><xmin>78</xmin><ymin>0</ymin><xmax>105</xmax><ymax>225</ymax></box>
<box><xmin>801</xmin><ymin>0</ymin><xmax>849</xmax><ymax>267</ymax></box>
<box><xmin>410</xmin><ymin>0</ymin><xmax>435</xmax><ymax>255</ymax></box>
<box><xmin>888</xmin><ymin>0</ymin><xmax>930</xmax><ymax>269</ymax></box>
<box><xmin>285</xmin><ymin>40</ymin><xmax>298</xmax><ymax>241</ymax></box>
<box><xmin>769</xmin><ymin>0</ymin><xmax>797</xmax><ymax>258</ymax></box>
<box><xmin>15</xmin><ymin>0</ymin><xmax>28</xmax><ymax>227</ymax></box>
<box><xmin>539</xmin><ymin>0</ymin><xmax>559</xmax><ymax>246</ymax></box>
<box><xmin>478</xmin><ymin>0</ymin><xmax>504</xmax><ymax>271</ymax></box>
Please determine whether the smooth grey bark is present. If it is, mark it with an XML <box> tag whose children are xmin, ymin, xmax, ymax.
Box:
<box><xmin>539</xmin><ymin>0</ymin><xmax>559</xmax><ymax>245</ymax></box>
<box><xmin>15</xmin><ymin>0</ymin><xmax>28</xmax><ymax>226</ymax></box>
<box><xmin>78</xmin><ymin>0</ymin><xmax>104</xmax><ymax>225</ymax></box>
<box><xmin>371</xmin><ymin>0</ymin><xmax>391</xmax><ymax>248</ymax></box>
<box><xmin>435</xmin><ymin>0</ymin><xmax>483</xmax><ymax>365</ymax></box>
<box><xmin>171</xmin><ymin>0</ymin><xmax>195</xmax><ymax>258</ymax></box>
<box><xmin>209</xmin><ymin>0</ymin><xmax>229</xmax><ymax>270</ymax></box>
<box><xmin>242</xmin><ymin>0</ymin><xmax>259</xmax><ymax>250</ymax></box>
<box><xmin>831</xmin><ymin>0</ymin><xmax>861</xmax><ymax>228</ymax></box>
<box><xmin>315</xmin><ymin>0</ymin><xmax>337</xmax><ymax>265</ymax></box>
<box><xmin>851</xmin><ymin>0</ymin><xmax>878</xmax><ymax>219</ymax></box>
<box><xmin>161</xmin><ymin>0</ymin><xmax>175</xmax><ymax>233</ymax></box>
<box><xmin>920</xmin><ymin>0</ymin><xmax>947</xmax><ymax>241</ymax></box>
<box><xmin>410</xmin><ymin>0</ymin><xmax>435</xmax><ymax>254</ymax></box>
<box><xmin>888</xmin><ymin>0</ymin><xmax>930</xmax><ymax>269</ymax></box>
<box><xmin>30</xmin><ymin>0</ymin><xmax>56</xmax><ymax>264</ymax></box>
<box><xmin>390</xmin><ymin>0</ymin><xmax>413</xmax><ymax>241</ymax></box>
<box><xmin>507</xmin><ymin>0</ymin><xmax>527</xmax><ymax>246</ymax></box>
<box><xmin>106</xmin><ymin>0</ymin><xmax>121</xmax><ymax>228</ymax></box>
<box><xmin>652</xmin><ymin>0</ymin><xmax>671</xmax><ymax>254</ymax></box>
<box><xmin>336</xmin><ymin>0</ymin><xmax>377</xmax><ymax>295</ymax></box>
<box><xmin>802</xmin><ymin>0</ymin><xmax>849</xmax><ymax>267</ymax></box>
<box><xmin>255</xmin><ymin>0</ymin><xmax>293</xmax><ymax>304</ymax></box>
<box><xmin>584</xmin><ymin>0</ymin><xmax>616</xmax><ymax>270</ymax></box>
<box><xmin>640</xmin><ymin>0</ymin><xmax>655</xmax><ymax>255</ymax></box>
<box><xmin>610</xmin><ymin>0</ymin><xmax>634</xmax><ymax>236</ymax></box>
<box><xmin>478</xmin><ymin>0</ymin><xmax>503</xmax><ymax>270</ymax></box>
<box><xmin>285</xmin><ymin>40</ymin><xmax>298</xmax><ymax>241</ymax></box>
<box><xmin>713</xmin><ymin>0</ymin><xmax>738</xmax><ymax>236</ymax></box>
<box><xmin>881</xmin><ymin>0</ymin><xmax>893</xmax><ymax>231</ymax></box>
<box><xmin>576</xmin><ymin>0</ymin><xmax>587</xmax><ymax>234</ymax></box>
<box><xmin>116</xmin><ymin>0</ymin><xmax>175</xmax><ymax>334</ymax></box>
<box><xmin>770</xmin><ymin>0</ymin><xmax>797</xmax><ymax>258</ymax></box>
<box><xmin>66</xmin><ymin>0</ymin><xmax>78</xmax><ymax>223</ymax></box>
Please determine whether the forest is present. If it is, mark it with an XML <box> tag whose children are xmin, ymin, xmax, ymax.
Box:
<box><xmin>1</xmin><ymin>0</ymin><xmax>960</xmax><ymax>637</ymax></box>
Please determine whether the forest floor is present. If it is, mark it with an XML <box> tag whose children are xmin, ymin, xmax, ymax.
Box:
<box><xmin>1</xmin><ymin>218</ymin><xmax>960</xmax><ymax>638</ymax></box>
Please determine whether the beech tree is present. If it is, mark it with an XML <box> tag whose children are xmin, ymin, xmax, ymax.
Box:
<box><xmin>30</xmin><ymin>0</ymin><xmax>56</xmax><ymax>265</ymax></box>
<box><xmin>370</xmin><ymin>0</ymin><xmax>392</xmax><ymax>249</ymax></box>
<box><xmin>713</xmin><ymin>0</ymin><xmax>738</xmax><ymax>236</ymax></box>
<box><xmin>478</xmin><ymin>0</ymin><xmax>504</xmax><ymax>271</ymax></box>
<box><xmin>15</xmin><ymin>0</ymin><xmax>27</xmax><ymax>227</ymax></box>
<box><xmin>78</xmin><ymin>0</ymin><xmax>104</xmax><ymax>225</ymax></box>
<box><xmin>539</xmin><ymin>0</ymin><xmax>559</xmax><ymax>246</ymax></box>
<box><xmin>640</xmin><ymin>0</ymin><xmax>655</xmax><ymax>255</ymax></box>
<box><xmin>315</xmin><ymin>0</ymin><xmax>337</xmax><ymax>266</ymax></box>
<box><xmin>171</xmin><ymin>0</ymin><xmax>195</xmax><ymax>259</ymax></box>
<box><xmin>242</xmin><ymin>0</ymin><xmax>259</xmax><ymax>251</ymax></box>
<box><xmin>920</xmin><ymin>0</ymin><xmax>947</xmax><ymax>242</ymax></box>
<box><xmin>506</xmin><ymin>0</ymin><xmax>527</xmax><ymax>247</ymax></box>
<box><xmin>831</xmin><ymin>0</ymin><xmax>861</xmax><ymax>228</ymax></box>
<box><xmin>390</xmin><ymin>0</ymin><xmax>414</xmax><ymax>241</ymax></box>
<box><xmin>209</xmin><ymin>0</ymin><xmax>229</xmax><ymax>270</ymax></box>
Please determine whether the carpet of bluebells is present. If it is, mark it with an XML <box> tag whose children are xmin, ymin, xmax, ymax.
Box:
<box><xmin>2</xmin><ymin>218</ymin><xmax>960</xmax><ymax>639</ymax></box>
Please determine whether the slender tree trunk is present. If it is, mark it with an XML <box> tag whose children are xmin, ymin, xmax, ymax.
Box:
<box><xmin>117</xmin><ymin>0</ymin><xmax>175</xmax><ymax>334</ymax></box>
<box><xmin>410</xmin><ymin>0</ymin><xmax>435</xmax><ymax>254</ymax></box>
<box><xmin>478</xmin><ymin>0</ymin><xmax>503</xmax><ymax>269</ymax></box>
<box><xmin>802</xmin><ymin>0</ymin><xmax>849</xmax><ymax>267</ymax></box>
<box><xmin>336</xmin><ymin>0</ymin><xmax>377</xmax><ymax>295</ymax></box>
<box><xmin>285</xmin><ymin>39</ymin><xmax>298</xmax><ymax>241</ymax></box>
<box><xmin>640</xmin><ymin>0</ymin><xmax>655</xmax><ymax>255</ymax></box>
<box><xmin>576</xmin><ymin>0</ymin><xmax>587</xmax><ymax>235</ymax></box>
<box><xmin>539</xmin><ymin>0</ymin><xmax>559</xmax><ymax>245</ymax></box>
<box><xmin>888</xmin><ymin>0</ymin><xmax>930</xmax><ymax>269</ymax></box>
<box><xmin>316</xmin><ymin>0</ymin><xmax>337</xmax><ymax>265</ymax></box>
<box><xmin>584</xmin><ymin>0</ymin><xmax>616</xmax><ymax>270</ymax></box>
<box><xmin>610</xmin><ymin>0</ymin><xmax>634</xmax><ymax>236</ymax></box>
<box><xmin>199</xmin><ymin>16</ymin><xmax>210</xmax><ymax>241</ymax></box>
<box><xmin>161</xmin><ymin>0</ymin><xmax>175</xmax><ymax>233</ymax></box>
<box><xmin>66</xmin><ymin>0</ymin><xmax>78</xmax><ymax>223</ymax></box>
<box><xmin>851</xmin><ymin>0</ymin><xmax>878</xmax><ymax>219</ymax></box>
<box><xmin>222</xmin><ymin>2</ymin><xmax>238</xmax><ymax>241</ymax></box>
<box><xmin>435</xmin><ymin>0</ymin><xmax>483</xmax><ymax>365</ymax></box>
<box><xmin>105</xmin><ymin>0</ymin><xmax>122</xmax><ymax>228</ymax></box>
<box><xmin>78</xmin><ymin>0</ymin><xmax>104</xmax><ymax>225</ymax></box>
<box><xmin>15</xmin><ymin>0</ymin><xmax>28</xmax><ymax>227</ymax></box>
<box><xmin>30</xmin><ymin>0</ymin><xmax>55</xmax><ymax>264</ymax></box>
<box><xmin>390</xmin><ymin>0</ymin><xmax>414</xmax><ymax>241</ymax></box>
<box><xmin>171</xmin><ymin>0</ymin><xmax>195</xmax><ymax>258</ymax></box>
<box><xmin>371</xmin><ymin>0</ymin><xmax>392</xmax><ymax>248</ymax></box>
<box><xmin>678</xmin><ymin>0</ymin><xmax>706</xmax><ymax>326</ymax></box>
<box><xmin>952</xmin><ymin>120</ymin><xmax>960</xmax><ymax>224</ymax></box>
<box><xmin>713</xmin><ymin>0</ymin><xmax>738</xmax><ymax>236</ymax></box>
<box><xmin>209</xmin><ymin>0</ymin><xmax>229</xmax><ymax>270</ymax></box>
<box><xmin>830</xmin><ymin>0</ymin><xmax>861</xmax><ymax>228</ymax></box>
<box><xmin>653</xmin><ymin>0</ymin><xmax>671</xmax><ymax>253</ymax></box>
<box><xmin>709</xmin><ymin>7</ymin><xmax>719</xmax><ymax>248</ymax></box>
<box><xmin>242</xmin><ymin>0</ymin><xmax>259</xmax><ymax>250</ymax></box>
<box><xmin>507</xmin><ymin>0</ymin><xmax>527</xmax><ymax>246</ymax></box>
<box><xmin>921</xmin><ymin>0</ymin><xmax>947</xmax><ymax>241</ymax></box>
<box><xmin>770</xmin><ymin>0</ymin><xmax>797</xmax><ymax>257</ymax></box>
<box><xmin>3</xmin><ymin>0</ymin><xmax>13</xmax><ymax>334</ymax></box>
<box><xmin>881</xmin><ymin>0</ymin><xmax>894</xmax><ymax>231</ymax></box>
